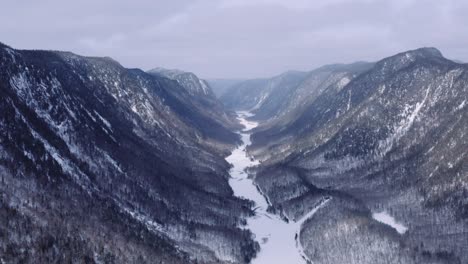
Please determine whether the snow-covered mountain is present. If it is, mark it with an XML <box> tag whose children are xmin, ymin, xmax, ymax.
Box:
<box><xmin>251</xmin><ymin>62</ymin><xmax>374</xmax><ymax>135</ymax></box>
<box><xmin>148</xmin><ymin>67</ymin><xmax>241</xmax><ymax>139</ymax></box>
<box><xmin>0</xmin><ymin>42</ymin><xmax>257</xmax><ymax>263</ymax></box>
<box><xmin>220</xmin><ymin>63</ymin><xmax>375</xmax><ymax>125</ymax></box>
<box><xmin>2</xmin><ymin>41</ymin><xmax>467</xmax><ymax>264</ymax></box>
<box><xmin>148</xmin><ymin>67</ymin><xmax>214</xmax><ymax>97</ymax></box>
<box><xmin>237</xmin><ymin>48</ymin><xmax>467</xmax><ymax>263</ymax></box>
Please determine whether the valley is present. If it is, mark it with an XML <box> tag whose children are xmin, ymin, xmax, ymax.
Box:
<box><xmin>0</xmin><ymin>41</ymin><xmax>466</xmax><ymax>264</ymax></box>
<box><xmin>226</xmin><ymin>111</ymin><xmax>330</xmax><ymax>264</ymax></box>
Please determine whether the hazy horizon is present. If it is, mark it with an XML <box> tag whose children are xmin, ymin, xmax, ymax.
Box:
<box><xmin>2</xmin><ymin>0</ymin><xmax>468</xmax><ymax>79</ymax></box>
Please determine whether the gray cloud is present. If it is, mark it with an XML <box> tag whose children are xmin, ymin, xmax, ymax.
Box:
<box><xmin>1</xmin><ymin>0</ymin><xmax>467</xmax><ymax>78</ymax></box>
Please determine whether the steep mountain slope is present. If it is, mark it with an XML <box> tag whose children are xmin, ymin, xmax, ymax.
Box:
<box><xmin>248</xmin><ymin>48</ymin><xmax>467</xmax><ymax>263</ymax></box>
<box><xmin>252</xmin><ymin>62</ymin><xmax>374</xmax><ymax>137</ymax></box>
<box><xmin>246</xmin><ymin>71</ymin><xmax>309</xmax><ymax>121</ymax></box>
<box><xmin>148</xmin><ymin>67</ymin><xmax>241</xmax><ymax>153</ymax></box>
<box><xmin>148</xmin><ymin>68</ymin><xmax>215</xmax><ymax>98</ymax></box>
<box><xmin>221</xmin><ymin>64</ymin><xmax>373</xmax><ymax>125</ymax></box>
<box><xmin>0</xmin><ymin>42</ymin><xmax>257</xmax><ymax>263</ymax></box>
<box><xmin>220</xmin><ymin>71</ymin><xmax>308</xmax><ymax>116</ymax></box>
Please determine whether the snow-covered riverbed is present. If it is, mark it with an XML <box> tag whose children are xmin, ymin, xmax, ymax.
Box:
<box><xmin>226</xmin><ymin>111</ymin><xmax>328</xmax><ymax>264</ymax></box>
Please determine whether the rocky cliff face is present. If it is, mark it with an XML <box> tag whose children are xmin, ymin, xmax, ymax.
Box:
<box><xmin>243</xmin><ymin>48</ymin><xmax>467</xmax><ymax>263</ymax></box>
<box><xmin>0</xmin><ymin>42</ymin><xmax>257</xmax><ymax>264</ymax></box>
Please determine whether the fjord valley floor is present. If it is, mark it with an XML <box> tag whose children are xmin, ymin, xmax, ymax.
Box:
<box><xmin>226</xmin><ymin>111</ymin><xmax>331</xmax><ymax>264</ymax></box>
<box><xmin>0</xmin><ymin>41</ymin><xmax>467</xmax><ymax>264</ymax></box>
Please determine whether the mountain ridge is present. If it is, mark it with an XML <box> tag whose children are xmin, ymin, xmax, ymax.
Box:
<box><xmin>1</xmin><ymin>42</ymin><xmax>466</xmax><ymax>264</ymax></box>
<box><xmin>241</xmin><ymin>47</ymin><xmax>467</xmax><ymax>264</ymax></box>
<box><xmin>0</xmin><ymin>42</ymin><xmax>257</xmax><ymax>263</ymax></box>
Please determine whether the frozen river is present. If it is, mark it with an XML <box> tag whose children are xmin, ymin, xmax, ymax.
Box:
<box><xmin>226</xmin><ymin>111</ymin><xmax>329</xmax><ymax>264</ymax></box>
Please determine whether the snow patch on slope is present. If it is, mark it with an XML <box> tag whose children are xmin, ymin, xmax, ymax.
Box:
<box><xmin>337</xmin><ymin>77</ymin><xmax>350</xmax><ymax>90</ymax></box>
<box><xmin>121</xmin><ymin>206</ymin><xmax>167</xmax><ymax>235</ymax></box>
<box><xmin>93</xmin><ymin>110</ymin><xmax>113</xmax><ymax>131</ymax></box>
<box><xmin>372</xmin><ymin>211</ymin><xmax>408</xmax><ymax>234</ymax></box>
<box><xmin>378</xmin><ymin>86</ymin><xmax>431</xmax><ymax>156</ymax></box>
<box><xmin>456</xmin><ymin>100</ymin><xmax>466</xmax><ymax>110</ymax></box>
<box><xmin>199</xmin><ymin>79</ymin><xmax>209</xmax><ymax>95</ymax></box>
<box><xmin>4</xmin><ymin>47</ymin><xmax>17</xmax><ymax>62</ymax></box>
<box><xmin>250</xmin><ymin>93</ymin><xmax>268</xmax><ymax>111</ymax></box>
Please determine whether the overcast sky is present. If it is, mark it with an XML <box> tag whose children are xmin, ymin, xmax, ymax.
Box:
<box><xmin>1</xmin><ymin>0</ymin><xmax>467</xmax><ymax>78</ymax></box>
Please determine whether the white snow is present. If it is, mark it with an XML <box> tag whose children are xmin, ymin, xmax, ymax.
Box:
<box><xmin>295</xmin><ymin>198</ymin><xmax>331</xmax><ymax>263</ymax></box>
<box><xmin>131</xmin><ymin>104</ymin><xmax>139</xmax><ymax>114</ymax></box>
<box><xmin>23</xmin><ymin>150</ymin><xmax>35</xmax><ymax>161</ymax></box>
<box><xmin>93</xmin><ymin>110</ymin><xmax>113</xmax><ymax>131</ymax></box>
<box><xmin>103</xmin><ymin>152</ymin><xmax>123</xmax><ymax>173</ymax></box>
<box><xmin>9</xmin><ymin>72</ymin><xmax>30</xmax><ymax>98</ymax></box>
<box><xmin>346</xmin><ymin>89</ymin><xmax>352</xmax><ymax>111</ymax></box>
<box><xmin>226</xmin><ymin>111</ymin><xmax>329</xmax><ymax>264</ymax></box>
<box><xmin>83</xmin><ymin>109</ymin><xmax>96</xmax><ymax>122</ymax></box>
<box><xmin>121</xmin><ymin>205</ymin><xmax>166</xmax><ymax>235</ymax></box>
<box><xmin>199</xmin><ymin>79</ymin><xmax>209</xmax><ymax>95</ymax></box>
<box><xmin>456</xmin><ymin>100</ymin><xmax>466</xmax><ymax>110</ymax></box>
<box><xmin>400</xmin><ymin>88</ymin><xmax>430</xmax><ymax>133</ymax></box>
<box><xmin>251</xmin><ymin>93</ymin><xmax>268</xmax><ymax>111</ymax></box>
<box><xmin>4</xmin><ymin>47</ymin><xmax>17</xmax><ymax>62</ymax></box>
<box><xmin>372</xmin><ymin>211</ymin><xmax>408</xmax><ymax>234</ymax></box>
<box><xmin>337</xmin><ymin>77</ymin><xmax>350</xmax><ymax>90</ymax></box>
<box><xmin>378</xmin><ymin>87</ymin><xmax>431</xmax><ymax>156</ymax></box>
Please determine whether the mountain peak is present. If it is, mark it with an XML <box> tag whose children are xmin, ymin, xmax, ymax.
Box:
<box><xmin>408</xmin><ymin>47</ymin><xmax>443</xmax><ymax>58</ymax></box>
<box><xmin>375</xmin><ymin>47</ymin><xmax>446</xmax><ymax>73</ymax></box>
<box><xmin>395</xmin><ymin>47</ymin><xmax>444</xmax><ymax>61</ymax></box>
